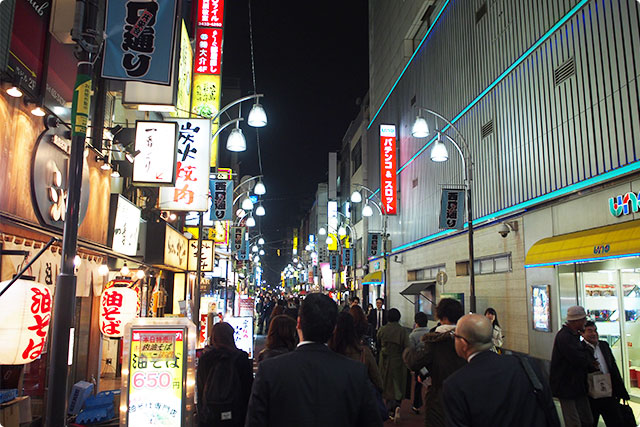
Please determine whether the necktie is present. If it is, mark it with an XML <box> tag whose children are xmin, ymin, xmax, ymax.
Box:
<box><xmin>378</xmin><ymin>310</ymin><xmax>381</xmax><ymax>329</ymax></box>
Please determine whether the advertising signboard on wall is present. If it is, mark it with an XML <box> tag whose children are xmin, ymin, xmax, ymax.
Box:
<box><xmin>380</xmin><ymin>124</ymin><xmax>397</xmax><ymax>215</ymax></box>
<box><xmin>159</xmin><ymin>118</ymin><xmax>212</xmax><ymax>211</ymax></box>
<box><xmin>132</xmin><ymin>121</ymin><xmax>178</xmax><ymax>186</ymax></box>
<box><xmin>164</xmin><ymin>225</ymin><xmax>188</xmax><ymax>270</ymax></box>
<box><xmin>103</xmin><ymin>0</ymin><xmax>178</xmax><ymax>84</ymax></box>
<box><xmin>197</xmin><ymin>0</ymin><xmax>224</xmax><ymax>27</ymax></box>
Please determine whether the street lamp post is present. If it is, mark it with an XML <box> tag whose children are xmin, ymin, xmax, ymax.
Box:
<box><xmin>412</xmin><ymin>107</ymin><xmax>476</xmax><ymax>313</ymax></box>
<box><xmin>350</xmin><ymin>185</ymin><xmax>389</xmax><ymax>307</ymax></box>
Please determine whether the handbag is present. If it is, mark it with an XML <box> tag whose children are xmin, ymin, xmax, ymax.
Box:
<box><xmin>619</xmin><ymin>400</ymin><xmax>637</xmax><ymax>427</ymax></box>
<box><xmin>587</xmin><ymin>372</ymin><xmax>612</xmax><ymax>399</ymax></box>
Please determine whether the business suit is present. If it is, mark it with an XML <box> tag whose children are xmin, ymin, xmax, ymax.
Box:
<box><xmin>368</xmin><ymin>308</ymin><xmax>387</xmax><ymax>332</ymax></box>
<box><xmin>586</xmin><ymin>340</ymin><xmax>629</xmax><ymax>426</ymax></box>
<box><xmin>443</xmin><ymin>351</ymin><xmax>560</xmax><ymax>427</ymax></box>
<box><xmin>245</xmin><ymin>342</ymin><xmax>383</xmax><ymax>427</ymax></box>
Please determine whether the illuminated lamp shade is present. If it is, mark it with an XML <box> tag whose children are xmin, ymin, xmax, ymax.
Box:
<box><xmin>430</xmin><ymin>138</ymin><xmax>449</xmax><ymax>162</ymax></box>
<box><xmin>325</xmin><ymin>236</ymin><xmax>332</xmax><ymax>245</ymax></box>
<box><xmin>31</xmin><ymin>106</ymin><xmax>46</xmax><ymax>117</ymax></box>
<box><xmin>99</xmin><ymin>287</ymin><xmax>139</xmax><ymax>338</ymax></box>
<box><xmin>254</xmin><ymin>180</ymin><xmax>266</xmax><ymax>195</ymax></box>
<box><xmin>338</xmin><ymin>226</ymin><xmax>346</xmax><ymax>237</ymax></box>
<box><xmin>241</xmin><ymin>197</ymin><xmax>254</xmax><ymax>211</ymax></box>
<box><xmin>252</xmin><ymin>245</ymin><xmax>259</xmax><ymax>253</ymax></box>
<box><xmin>247</xmin><ymin>102</ymin><xmax>268</xmax><ymax>127</ymax></box>
<box><xmin>258</xmin><ymin>237</ymin><xmax>265</xmax><ymax>245</ymax></box>
<box><xmin>6</xmin><ymin>85</ymin><xmax>23</xmax><ymax>98</ymax></box>
<box><xmin>318</xmin><ymin>227</ymin><xmax>327</xmax><ymax>236</ymax></box>
<box><xmin>226</xmin><ymin>128</ymin><xmax>246</xmax><ymax>152</ymax></box>
<box><xmin>350</xmin><ymin>191</ymin><xmax>362</xmax><ymax>203</ymax></box>
<box><xmin>246</xmin><ymin>216</ymin><xmax>256</xmax><ymax>227</ymax></box>
<box><xmin>411</xmin><ymin>115</ymin><xmax>429</xmax><ymax>138</ymax></box>
<box><xmin>0</xmin><ymin>279</ymin><xmax>53</xmax><ymax>364</ymax></box>
<box><xmin>255</xmin><ymin>204</ymin><xmax>266</xmax><ymax>217</ymax></box>
<box><xmin>259</xmin><ymin>249</ymin><xmax>265</xmax><ymax>256</ymax></box>
<box><xmin>362</xmin><ymin>204</ymin><xmax>374</xmax><ymax>217</ymax></box>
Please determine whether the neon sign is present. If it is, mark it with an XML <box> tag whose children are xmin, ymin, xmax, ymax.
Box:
<box><xmin>380</xmin><ymin>125</ymin><xmax>397</xmax><ymax>215</ymax></box>
<box><xmin>609</xmin><ymin>191</ymin><xmax>640</xmax><ymax>217</ymax></box>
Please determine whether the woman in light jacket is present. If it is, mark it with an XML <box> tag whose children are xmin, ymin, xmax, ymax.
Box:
<box><xmin>484</xmin><ymin>307</ymin><xmax>503</xmax><ymax>352</ymax></box>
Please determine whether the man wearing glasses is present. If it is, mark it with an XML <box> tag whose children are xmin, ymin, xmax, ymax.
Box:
<box><xmin>442</xmin><ymin>314</ymin><xmax>560</xmax><ymax>426</ymax></box>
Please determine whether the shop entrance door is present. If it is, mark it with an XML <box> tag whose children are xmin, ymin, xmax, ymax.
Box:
<box><xmin>577</xmin><ymin>259</ymin><xmax>640</xmax><ymax>399</ymax></box>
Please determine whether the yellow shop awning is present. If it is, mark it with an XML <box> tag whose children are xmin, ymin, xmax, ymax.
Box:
<box><xmin>362</xmin><ymin>271</ymin><xmax>383</xmax><ymax>284</ymax></box>
<box><xmin>525</xmin><ymin>220</ymin><xmax>640</xmax><ymax>267</ymax></box>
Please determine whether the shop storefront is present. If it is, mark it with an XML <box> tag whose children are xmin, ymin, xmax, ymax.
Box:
<box><xmin>525</xmin><ymin>181</ymin><xmax>640</xmax><ymax>400</ymax></box>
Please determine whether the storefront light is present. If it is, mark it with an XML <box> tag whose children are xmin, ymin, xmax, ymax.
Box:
<box><xmin>31</xmin><ymin>106</ymin><xmax>46</xmax><ymax>117</ymax></box>
<box><xmin>73</xmin><ymin>255</ymin><xmax>82</xmax><ymax>267</ymax></box>
<box><xmin>98</xmin><ymin>264</ymin><xmax>109</xmax><ymax>276</ymax></box>
<box><xmin>120</xmin><ymin>263</ymin><xmax>130</xmax><ymax>276</ymax></box>
<box><xmin>136</xmin><ymin>270</ymin><xmax>145</xmax><ymax>279</ymax></box>
<box><xmin>6</xmin><ymin>85</ymin><xmax>23</xmax><ymax>98</ymax></box>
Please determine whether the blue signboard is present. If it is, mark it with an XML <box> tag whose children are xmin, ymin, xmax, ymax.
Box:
<box><xmin>342</xmin><ymin>248</ymin><xmax>353</xmax><ymax>267</ymax></box>
<box><xmin>210</xmin><ymin>179</ymin><xmax>233</xmax><ymax>221</ymax></box>
<box><xmin>103</xmin><ymin>0</ymin><xmax>178</xmax><ymax>84</ymax></box>
<box><xmin>439</xmin><ymin>189</ymin><xmax>466</xmax><ymax>230</ymax></box>
<box><xmin>330</xmin><ymin>252</ymin><xmax>340</xmax><ymax>271</ymax></box>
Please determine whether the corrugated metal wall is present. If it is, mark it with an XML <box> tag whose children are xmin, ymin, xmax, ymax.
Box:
<box><xmin>368</xmin><ymin>0</ymin><xmax>640</xmax><ymax>249</ymax></box>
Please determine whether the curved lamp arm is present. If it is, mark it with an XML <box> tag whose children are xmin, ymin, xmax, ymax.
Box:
<box><xmin>212</xmin><ymin>94</ymin><xmax>264</xmax><ymax>124</ymax></box>
<box><xmin>213</xmin><ymin>118</ymin><xmax>243</xmax><ymax>140</ymax></box>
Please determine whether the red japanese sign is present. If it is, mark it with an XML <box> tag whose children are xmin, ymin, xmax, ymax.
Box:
<box><xmin>380</xmin><ymin>125</ymin><xmax>397</xmax><ymax>215</ymax></box>
<box><xmin>100</xmin><ymin>287</ymin><xmax>139</xmax><ymax>338</ymax></box>
<box><xmin>0</xmin><ymin>280</ymin><xmax>52</xmax><ymax>364</ymax></box>
<box><xmin>194</xmin><ymin>27</ymin><xmax>223</xmax><ymax>75</ymax></box>
<box><xmin>197</xmin><ymin>0</ymin><xmax>224</xmax><ymax>28</ymax></box>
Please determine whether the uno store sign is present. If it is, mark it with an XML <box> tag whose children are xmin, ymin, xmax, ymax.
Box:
<box><xmin>609</xmin><ymin>191</ymin><xmax>640</xmax><ymax>217</ymax></box>
<box><xmin>380</xmin><ymin>125</ymin><xmax>397</xmax><ymax>215</ymax></box>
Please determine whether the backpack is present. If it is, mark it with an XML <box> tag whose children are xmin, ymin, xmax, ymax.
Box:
<box><xmin>200</xmin><ymin>350</ymin><xmax>243</xmax><ymax>424</ymax></box>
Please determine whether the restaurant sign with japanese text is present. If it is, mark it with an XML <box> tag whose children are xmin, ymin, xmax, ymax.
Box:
<box><xmin>132</xmin><ymin>121</ymin><xmax>178</xmax><ymax>186</ymax></box>
<box><xmin>164</xmin><ymin>225</ymin><xmax>188</xmax><ymax>270</ymax></box>
<box><xmin>103</xmin><ymin>0</ymin><xmax>178</xmax><ymax>84</ymax></box>
<box><xmin>127</xmin><ymin>328</ymin><xmax>184</xmax><ymax>424</ymax></box>
<box><xmin>159</xmin><ymin>119</ymin><xmax>212</xmax><ymax>211</ymax></box>
<box><xmin>380</xmin><ymin>124</ymin><xmax>397</xmax><ymax>215</ymax></box>
<box><xmin>187</xmin><ymin>240</ymin><xmax>214</xmax><ymax>272</ymax></box>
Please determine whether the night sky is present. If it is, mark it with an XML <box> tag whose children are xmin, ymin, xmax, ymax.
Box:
<box><xmin>220</xmin><ymin>1</ymin><xmax>369</xmax><ymax>283</ymax></box>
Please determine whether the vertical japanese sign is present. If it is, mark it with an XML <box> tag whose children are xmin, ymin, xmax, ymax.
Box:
<box><xmin>159</xmin><ymin>119</ymin><xmax>212</xmax><ymax>211</ymax></box>
<box><xmin>197</xmin><ymin>0</ymin><xmax>224</xmax><ymax>27</ymax></box>
<box><xmin>231</xmin><ymin>227</ymin><xmax>246</xmax><ymax>253</ymax></box>
<box><xmin>193</xmin><ymin>0</ymin><xmax>225</xmax><ymax>167</ymax></box>
<box><xmin>342</xmin><ymin>248</ymin><xmax>353</xmax><ymax>267</ymax></box>
<box><xmin>164</xmin><ymin>225</ymin><xmax>188</xmax><ymax>270</ymax></box>
<box><xmin>169</xmin><ymin>21</ymin><xmax>193</xmax><ymax>118</ymax></box>
<box><xmin>380</xmin><ymin>124</ymin><xmax>397</xmax><ymax>215</ymax></box>
<box><xmin>210</xmin><ymin>179</ymin><xmax>233</xmax><ymax>221</ymax></box>
<box><xmin>367</xmin><ymin>233</ymin><xmax>382</xmax><ymax>257</ymax></box>
<box><xmin>330</xmin><ymin>253</ymin><xmax>340</xmax><ymax>271</ymax></box>
<box><xmin>110</xmin><ymin>195</ymin><xmax>142</xmax><ymax>256</ymax></box>
<box><xmin>103</xmin><ymin>0</ymin><xmax>178</xmax><ymax>84</ymax></box>
<box><xmin>100</xmin><ymin>287</ymin><xmax>139</xmax><ymax>338</ymax></box>
<box><xmin>187</xmin><ymin>240</ymin><xmax>214</xmax><ymax>271</ymax></box>
<box><xmin>439</xmin><ymin>189</ymin><xmax>465</xmax><ymax>230</ymax></box>
<box><xmin>127</xmin><ymin>328</ymin><xmax>185</xmax><ymax>423</ymax></box>
<box><xmin>132</xmin><ymin>121</ymin><xmax>179</xmax><ymax>186</ymax></box>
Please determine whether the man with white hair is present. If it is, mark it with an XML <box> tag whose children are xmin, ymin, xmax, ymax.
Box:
<box><xmin>442</xmin><ymin>314</ymin><xmax>560</xmax><ymax>426</ymax></box>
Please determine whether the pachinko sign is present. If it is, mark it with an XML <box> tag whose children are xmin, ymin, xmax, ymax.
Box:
<box><xmin>380</xmin><ymin>124</ymin><xmax>397</xmax><ymax>215</ymax></box>
<box><xmin>609</xmin><ymin>191</ymin><xmax>640</xmax><ymax>217</ymax></box>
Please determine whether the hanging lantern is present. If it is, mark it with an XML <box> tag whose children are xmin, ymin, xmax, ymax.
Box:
<box><xmin>0</xmin><ymin>279</ymin><xmax>53</xmax><ymax>364</ymax></box>
<box><xmin>99</xmin><ymin>287</ymin><xmax>139</xmax><ymax>338</ymax></box>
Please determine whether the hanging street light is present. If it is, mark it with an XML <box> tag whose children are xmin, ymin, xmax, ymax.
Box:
<box><xmin>318</xmin><ymin>227</ymin><xmax>327</xmax><ymax>236</ymax></box>
<box><xmin>246</xmin><ymin>216</ymin><xmax>256</xmax><ymax>227</ymax></box>
<box><xmin>350</xmin><ymin>190</ymin><xmax>362</xmax><ymax>203</ymax></box>
<box><xmin>247</xmin><ymin>101</ymin><xmax>268</xmax><ymax>127</ymax></box>
<box><xmin>411</xmin><ymin>114</ymin><xmax>430</xmax><ymax>138</ymax></box>
<box><xmin>241</xmin><ymin>197</ymin><xmax>254</xmax><ymax>211</ymax></box>
<box><xmin>255</xmin><ymin>204</ymin><xmax>266</xmax><ymax>216</ymax></box>
<box><xmin>226</xmin><ymin>125</ymin><xmax>246</xmax><ymax>152</ymax></box>
<box><xmin>259</xmin><ymin>249</ymin><xmax>265</xmax><ymax>256</ymax></box>
<box><xmin>258</xmin><ymin>237</ymin><xmax>265</xmax><ymax>245</ymax></box>
<box><xmin>430</xmin><ymin>133</ymin><xmax>449</xmax><ymax>162</ymax></box>
<box><xmin>362</xmin><ymin>203</ymin><xmax>373</xmax><ymax>217</ymax></box>
<box><xmin>254</xmin><ymin>180</ymin><xmax>266</xmax><ymax>195</ymax></box>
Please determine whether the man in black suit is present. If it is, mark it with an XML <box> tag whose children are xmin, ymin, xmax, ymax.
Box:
<box><xmin>367</xmin><ymin>297</ymin><xmax>387</xmax><ymax>332</ymax></box>
<box><xmin>582</xmin><ymin>320</ymin><xmax>630</xmax><ymax>426</ymax></box>
<box><xmin>245</xmin><ymin>293</ymin><xmax>382</xmax><ymax>427</ymax></box>
<box><xmin>443</xmin><ymin>314</ymin><xmax>560</xmax><ymax>427</ymax></box>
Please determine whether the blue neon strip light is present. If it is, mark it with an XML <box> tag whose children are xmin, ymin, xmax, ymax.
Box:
<box><xmin>369</xmin><ymin>0</ymin><xmax>590</xmax><ymax>194</ymax></box>
<box><xmin>367</xmin><ymin>0</ymin><xmax>451</xmax><ymax>130</ymax></box>
<box><xmin>525</xmin><ymin>252</ymin><xmax>640</xmax><ymax>268</ymax></box>
<box><xmin>390</xmin><ymin>160</ymin><xmax>640</xmax><ymax>255</ymax></box>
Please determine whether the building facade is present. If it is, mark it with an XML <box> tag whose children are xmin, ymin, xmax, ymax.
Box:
<box><xmin>366</xmin><ymin>0</ymin><xmax>640</xmax><ymax>399</ymax></box>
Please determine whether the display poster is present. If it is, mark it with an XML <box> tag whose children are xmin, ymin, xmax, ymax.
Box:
<box><xmin>103</xmin><ymin>0</ymin><xmax>178</xmax><ymax>84</ymax></box>
<box><xmin>380</xmin><ymin>124</ymin><xmax>397</xmax><ymax>215</ymax></box>
<box><xmin>127</xmin><ymin>328</ymin><xmax>184</xmax><ymax>423</ymax></box>
<box><xmin>159</xmin><ymin>119</ymin><xmax>212</xmax><ymax>211</ymax></box>
<box><xmin>226</xmin><ymin>317</ymin><xmax>253</xmax><ymax>358</ymax></box>
<box><xmin>132</xmin><ymin>121</ymin><xmax>178</xmax><ymax>186</ymax></box>
<box><xmin>532</xmin><ymin>285</ymin><xmax>551</xmax><ymax>332</ymax></box>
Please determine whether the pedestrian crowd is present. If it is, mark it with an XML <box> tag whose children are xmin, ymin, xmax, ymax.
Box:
<box><xmin>195</xmin><ymin>295</ymin><xmax>635</xmax><ymax>427</ymax></box>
